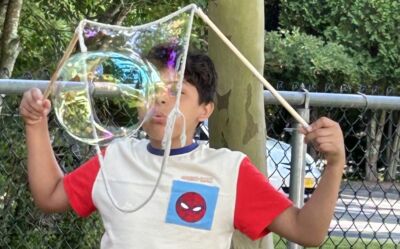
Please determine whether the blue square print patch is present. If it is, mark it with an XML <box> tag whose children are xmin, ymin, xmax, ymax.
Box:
<box><xmin>165</xmin><ymin>180</ymin><xmax>219</xmax><ymax>230</ymax></box>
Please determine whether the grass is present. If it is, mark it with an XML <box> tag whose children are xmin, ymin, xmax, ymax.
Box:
<box><xmin>273</xmin><ymin>235</ymin><xmax>399</xmax><ymax>249</ymax></box>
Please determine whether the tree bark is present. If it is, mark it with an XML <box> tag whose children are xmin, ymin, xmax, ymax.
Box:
<box><xmin>0</xmin><ymin>0</ymin><xmax>23</xmax><ymax>77</ymax></box>
<box><xmin>386</xmin><ymin>113</ymin><xmax>400</xmax><ymax>181</ymax></box>
<box><xmin>366</xmin><ymin>111</ymin><xmax>386</xmax><ymax>181</ymax></box>
<box><xmin>208</xmin><ymin>0</ymin><xmax>272</xmax><ymax>248</ymax></box>
<box><xmin>0</xmin><ymin>0</ymin><xmax>9</xmax><ymax>33</ymax></box>
<box><xmin>98</xmin><ymin>2</ymin><xmax>134</xmax><ymax>25</ymax></box>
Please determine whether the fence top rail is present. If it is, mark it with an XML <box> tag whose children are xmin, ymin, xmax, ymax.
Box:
<box><xmin>1</xmin><ymin>79</ymin><xmax>400</xmax><ymax>110</ymax></box>
<box><xmin>263</xmin><ymin>91</ymin><xmax>400</xmax><ymax>110</ymax></box>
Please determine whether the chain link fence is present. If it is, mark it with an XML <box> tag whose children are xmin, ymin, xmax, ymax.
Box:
<box><xmin>0</xmin><ymin>75</ymin><xmax>399</xmax><ymax>248</ymax></box>
<box><xmin>265</xmin><ymin>83</ymin><xmax>400</xmax><ymax>249</ymax></box>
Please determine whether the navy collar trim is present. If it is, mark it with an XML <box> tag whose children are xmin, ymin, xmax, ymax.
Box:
<box><xmin>147</xmin><ymin>142</ymin><xmax>199</xmax><ymax>156</ymax></box>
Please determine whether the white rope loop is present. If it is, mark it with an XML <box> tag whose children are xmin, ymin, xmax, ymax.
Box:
<box><xmin>96</xmin><ymin>5</ymin><xmax>196</xmax><ymax>213</ymax></box>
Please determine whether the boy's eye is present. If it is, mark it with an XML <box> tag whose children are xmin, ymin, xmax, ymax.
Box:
<box><xmin>153</xmin><ymin>83</ymin><xmax>167</xmax><ymax>95</ymax></box>
<box><xmin>156</xmin><ymin>80</ymin><xmax>186</xmax><ymax>97</ymax></box>
<box><xmin>168</xmin><ymin>84</ymin><xmax>178</xmax><ymax>96</ymax></box>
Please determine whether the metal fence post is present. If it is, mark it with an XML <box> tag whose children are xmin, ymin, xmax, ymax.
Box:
<box><xmin>287</xmin><ymin>90</ymin><xmax>310</xmax><ymax>249</ymax></box>
<box><xmin>0</xmin><ymin>94</ymin><xmax>3</xmax><ymax>115</ymax></box>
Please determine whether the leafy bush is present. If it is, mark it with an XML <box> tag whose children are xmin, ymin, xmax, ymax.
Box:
<box><xmin>279</xmin><ymin>0</ymin><xmax>400</xmax><ymax>87</ymax></box>
<box><xmin>0</xmin><ymin>96</ymin><xmax>102</xmax><ymax>248</ymax></box>
<box><xmin>264</xmin><ymin>29</ymin><xmax>362</xmax><ymax>90</ymax></box>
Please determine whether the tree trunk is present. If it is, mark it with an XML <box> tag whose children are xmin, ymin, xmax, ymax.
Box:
<box><xmin>98</xmin><ymin>2</ymin><xmax>134</xmax><ymax>25</ymax></box>
<box><xmin>0</xmin><ymin>0</ymin><xmax>23</xmax><ymax>77</ymax></box>
<box><xmin>385</xmin><ymin>111</ymin><xmax>393</xmax><ymax>165</ymax></box>
<box><xmin>0</xmin><ymin>0</ymin><xmax>9</xmax><ymax>32</ymax></box>
<box><xmin>208</xmin><ymin>1</ymin><xmax>272</xmax><ymax>248</ymax></box>
<box><xmin>386</xmin><ymin>113</ymin><xmax>400</xmax><ymax>181</ymax></box>
<box><xmin>0</xmin><ymin>0</ymin><xmax>7</xmax><ymax>78</ymax></box>
<box><xmin>366</xmin><ymin>111</ymin><xmax>386</xmax><ymax>181</ymax></box>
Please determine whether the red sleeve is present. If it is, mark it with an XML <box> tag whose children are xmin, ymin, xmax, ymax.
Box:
<box><xmin>234</xmin><ymin>157</ymin><xmax>292</xmax><ymax>240</ymax></box>
<box><xmin>63</xmin><ymin>154</ymin><xmax>101</xmax><ymax>217</ymax></box>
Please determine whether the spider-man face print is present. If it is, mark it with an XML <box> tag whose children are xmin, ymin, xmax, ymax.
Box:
<box><xmin>175</xmin><ymin>192</ymin><xmax>206</xmax><ymax>222</ymax></box>
<box><xmin>166</xmin><ymin>180</ymin><xmax>219</xmax><ymax>230</ymax></box>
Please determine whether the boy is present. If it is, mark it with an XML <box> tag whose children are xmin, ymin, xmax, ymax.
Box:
<box><xmin>20</xmin><ymin>50</ymin><xmax>345</xmax><ymax>248</ymax></box>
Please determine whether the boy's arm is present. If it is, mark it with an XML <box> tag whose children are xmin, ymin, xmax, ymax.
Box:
<box><xmin>20</xmin><ymin>88</ymin><xmax>69</xmax><ymax>213</ymax></box>
<box><xmin>268</xmin><ymin>117</ymin><xmax>345</xmax><ymax>247</ymax></box>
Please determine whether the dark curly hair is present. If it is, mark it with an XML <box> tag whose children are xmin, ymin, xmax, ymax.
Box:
<box><xmin>146</xmin><ymin>44</ymin><xmax>217</xmax><ymax>105</ymax></box>
<box><xmin>184</xmin><ymin>52</ymin><xmax>217</xmax><ymax>104</ymax></box>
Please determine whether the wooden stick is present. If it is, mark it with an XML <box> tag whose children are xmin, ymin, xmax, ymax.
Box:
<box><xmin>195</xmin><ymin>8</ymin><xmax>310</xmax><ymax>130</ymax></box>
<box><xmin>43</xmin><ymin>32</ymin><xmax>79</xmax><ymax>99</ymax></box>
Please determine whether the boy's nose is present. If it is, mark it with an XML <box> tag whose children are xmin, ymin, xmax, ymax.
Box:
<box><xmin>157</xmin><ymin>97</ymin><xmax>166</xmax><ymax>105</ymax></box>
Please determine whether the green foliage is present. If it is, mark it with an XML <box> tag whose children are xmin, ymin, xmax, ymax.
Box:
<box><xmin>280</xmin><ymin>0</ymin><xmax>400</xmax><ymax>87</ymax></box>
<box><xmin>14</xmin><ymin>0</ymin><xmax>209</xmax><ymax>77</ymax></box>
<box><xmin>15</xmin><ymin>1</ymin><xmax>77</xmax><ymax>76</ymax></box>
<box><xmin>264</xmin><ymin>29</ymin><xmax>362</xmax><ymax>89</ymax></box>
<box><xmin>117</xmin><ymin>0</ymin><xmax>209</xmax><ymax>51</ymax></box>
<box><xmin>0</xmin><ymin>96</ymin><xmax>102</xmax><ymax>248</ymax></box>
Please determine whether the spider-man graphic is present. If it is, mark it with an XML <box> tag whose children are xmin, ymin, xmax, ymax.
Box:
<box><xmin>166</xmin><ymin>180</ymin><xmax>219</xmax><ymax>230</ymax></box>
<box><xmin>175</xmin><ymin>192</ymin><xmax>206</xmax><ymax>223</ymax></box>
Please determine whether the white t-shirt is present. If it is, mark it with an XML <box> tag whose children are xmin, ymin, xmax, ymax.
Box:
<box><xmin>64</xmin><ymin>138</ymin><xmax>292</xmax><ymax>249</ymax></box>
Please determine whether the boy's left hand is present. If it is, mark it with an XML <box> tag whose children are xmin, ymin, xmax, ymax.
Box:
<box><xmin>271</xmin><ymin>117</ymin><xmax>345</xmax><ymax>245</ymax></box>
<box><xmin>301</xmin><ymin>117</ymin><xmax>345</xmax><ymax>168</ymax></box>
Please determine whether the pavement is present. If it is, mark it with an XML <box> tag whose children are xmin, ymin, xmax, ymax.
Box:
<box><xmin>329</xmin><ymin>180</ymin><xmax>400</xmax><ymax>244</ymax></box>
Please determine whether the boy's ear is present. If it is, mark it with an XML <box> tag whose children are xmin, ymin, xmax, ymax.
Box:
<box><xmin>198</xmin><ymin>102</ymin><xmax>214</xmax><ymax>122</ymax></box>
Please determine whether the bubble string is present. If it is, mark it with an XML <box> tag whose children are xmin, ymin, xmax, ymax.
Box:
<box><xmin>79</xmin><ymin>4</ymin><xmax>197</xmax><ymax>33</ymax></box>
<box><xmin>98</xmin><ymin>7</ymin><xmax>195</xmax><ymax>213</ymax></box>
<box><xmin>161</xmin><ymin>43</ymin><xmax>187</xmax><ymax>147</ymax></box>
<box><xmin>178</xmin><ymin>109</ymin><xmax>187</xmax><ymax>147</ymax></box>
<box><xmin>161</xmin><ymin>11</ymin><xmax>194</xmax><ymax>150</ymax></box>
<box><xmin>77</xmin><ymin>20</ymin><xmax>88</xmax><ymax>53</ymax></box>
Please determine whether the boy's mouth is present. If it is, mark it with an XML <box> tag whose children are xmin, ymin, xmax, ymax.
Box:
<box><xmin>151</xmin><ymin>112</ymin><xmax>167</xmax><ymax>124</ymax></box>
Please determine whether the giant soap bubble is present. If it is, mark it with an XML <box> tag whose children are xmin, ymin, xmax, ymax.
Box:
<box><xmin>51</xmin><ymin>7</ymin><xmax>194</xmax><ymax>145</ymax></box>
<box><xmin>49</xmin><ymin>4</ymin><xmax>309</xmax><ymax>147</ymax></box>
<box><xmin>53</xmin><ymin>51</ymin><xmax>161</xmax><ymax>145</ymax></box>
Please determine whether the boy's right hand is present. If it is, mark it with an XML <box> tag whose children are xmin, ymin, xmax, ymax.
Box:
<box><xmin>19</xmin><ymin>88</ymin><xmax>51</xmax><ymax>126</ymax></box>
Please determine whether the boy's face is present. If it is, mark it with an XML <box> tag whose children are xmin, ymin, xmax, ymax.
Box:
<box><xmin>141</xmin><ymin>68</ymin><xmax>213</xmax><ymax>148</ymax></box>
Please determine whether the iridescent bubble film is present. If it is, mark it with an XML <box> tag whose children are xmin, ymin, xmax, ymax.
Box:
<box><xmin>52</xmin><ymin>9</ymin><xmax>193</xmax><ymax>145</ymax></box>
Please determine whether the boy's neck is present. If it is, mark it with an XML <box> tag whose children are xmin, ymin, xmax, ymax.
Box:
<box><xmin>147</xmin><ymin>141</ymin><xmax>199</xmax><ymax>156</ymax></box>
<box><xmin>148</xmin><ymin>138</ymin><xmax>194</xmax><ymax>150</ymax></box>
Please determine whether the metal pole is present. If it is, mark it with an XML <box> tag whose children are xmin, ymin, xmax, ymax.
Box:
<box><xmin>0</xmin><ymin>94</ymin><xmax>3</xmax><ymax>115</ymax></box>
<box><xmin>264</xmin><ymin>90</ymin><xmax>400</xmax><ymax>110</ymax></box>
<box><xmin>287</xmin><ymin>106</ymin><xmax>310</xmax><ymax>249</ymax></box>
<box><xmin>2</xmin><ymin>79</ymin><xmax>400</xmax><ymax>110</ymax></box>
